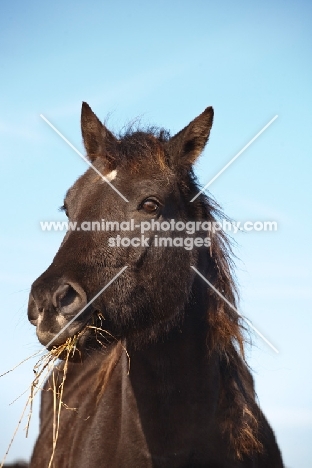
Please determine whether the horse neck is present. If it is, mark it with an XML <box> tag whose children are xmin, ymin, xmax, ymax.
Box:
<box><xmin>127</xmin><ymin>274</ymin><xmax>219</xmax><ymax>405</ymax></box>
<box><xmin>117</xmin><ymin>275</ymin><xmax>223</xmax><ymax>459</ymax></box>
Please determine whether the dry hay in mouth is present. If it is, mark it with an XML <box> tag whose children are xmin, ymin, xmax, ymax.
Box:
<box><xmin>0</xmin><ymin>335</ymin><xmax>79</xmax><ymax>468</ymax></box>
<box><xmin>0</xmin><ymin>312</ymin><xmax>123</xmax><ymax>468</ymax></box>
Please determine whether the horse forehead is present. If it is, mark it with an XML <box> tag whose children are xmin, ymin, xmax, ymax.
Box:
<box><xmin>117</xmin><ymin>166</ymin><xmax>176</xmax><ymax>196</ymax></box>
<box><xmin>105</xmin><ymin>169</ymin><xmax>117</xmax><ymax>181</ymax></box>
<box><xmin>67</xmin><ymin>155</ymin><xmax>175</xmax><ymax>207</ymax></box>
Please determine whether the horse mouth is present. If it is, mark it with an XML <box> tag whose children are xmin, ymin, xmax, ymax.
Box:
<box><xmin>36</xmin><ymin>309</ymin><xmax>113</xmax><ymax>356</ymax></box>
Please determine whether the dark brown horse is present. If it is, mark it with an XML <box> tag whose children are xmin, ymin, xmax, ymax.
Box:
<box><xmin>27</xmin><ymin>103</ymin><xmax>284</xmax><ymax>467</ymax></box>
<box><xmin>3</xmin><ymin>463</ymin><xmax>28</xmax><ymax>467</ymax></box>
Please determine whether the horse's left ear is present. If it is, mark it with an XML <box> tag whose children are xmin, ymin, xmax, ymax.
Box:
<box><xmin>81</xmin><ymin>102</ymin><xmax>118</xmax><ymax>166</ymax></box>
<box><xmin>166</xmin><ymin>107</ymin><xmax>214</xmax><ymax>169</ymax></box>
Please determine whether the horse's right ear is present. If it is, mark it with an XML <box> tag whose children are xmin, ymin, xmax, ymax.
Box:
<box><xmin>166</xmin><ymin>107</ymin><xmax>214</xmax><ymax>170</ymax></box>
<box><xmin>81</xmin><ymin>102</ymin><xmax>118</xmax><ymax>166</ymax></box>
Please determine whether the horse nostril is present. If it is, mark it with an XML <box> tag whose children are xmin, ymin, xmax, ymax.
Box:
<box><xmin>57</xmin><ymin>284</ymin><xmax>78</xmax><ymax>309</ymax></box>
<box><xmin>53</xmin><ymin>282</ymin><xmax>87</xmax><ymax>316</ymax></box>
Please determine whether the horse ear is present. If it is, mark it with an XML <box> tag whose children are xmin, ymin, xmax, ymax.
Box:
<box><xmin>81</xmin><ymin>102</ymin><xmax>118</xmax><ymax>165</ymax></box>
<box><xmin>167</xmin><ymin>107</ymin><xmax>214</xmax><ymax>169</ymax></box>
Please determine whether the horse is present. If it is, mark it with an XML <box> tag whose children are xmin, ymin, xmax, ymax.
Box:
<box><xmin>2</xmin><ymin>463</ymin><xmax>28</xmax><ymax>467</ymax></box>
<box><xmin>27</xmin><ymin>102</ymin><xmax>284</xmax><ymax>467</ymax></box>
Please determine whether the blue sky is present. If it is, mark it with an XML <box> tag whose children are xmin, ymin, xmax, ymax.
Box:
<box><xmin>0</xmin><ymin>0</ymin><xmax>311</xmax><ymax>466</ymax></box>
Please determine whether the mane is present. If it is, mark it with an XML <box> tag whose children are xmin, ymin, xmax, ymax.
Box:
<box><xmin>194</xmin><ymin>184</ymin><xmax>263</xmax><ymax>459</ymax></box>
<box><xmin>110</xmin><ymin>125</ymin><xmax>171</xmax><ymax>172</ymax></box>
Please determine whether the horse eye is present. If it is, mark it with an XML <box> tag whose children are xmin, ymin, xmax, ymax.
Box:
<box><xmin>141</xmin><ymin>199</ymin><xmax>159</xmax><ymax>213</ymax></box>
<box><xmin>59</xmin><ymin>204</ymin><xmax>69</xmax><ymax>217</ymax></box>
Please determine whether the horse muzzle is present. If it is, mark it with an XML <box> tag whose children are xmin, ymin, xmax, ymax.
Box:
<box><xmin>28</xmin><ymin>279</ymin><xmax>89</xmax><ymax>348</ymax></box>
